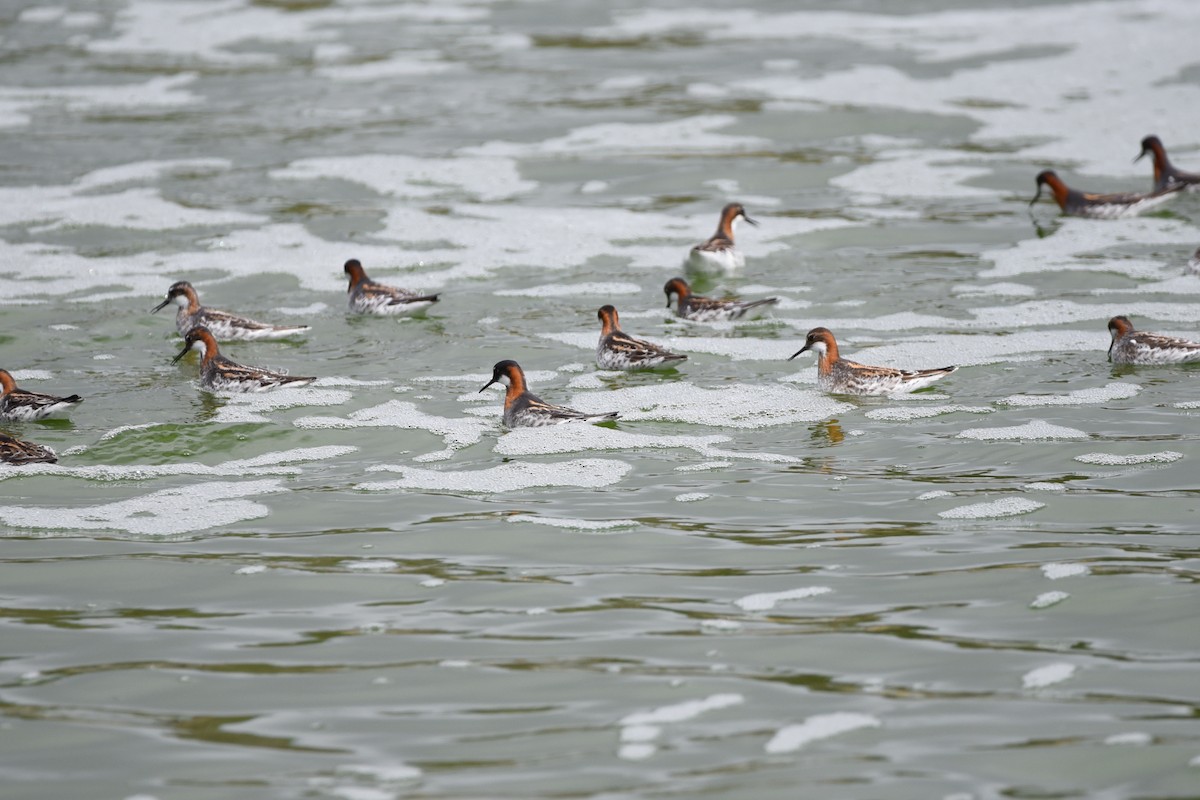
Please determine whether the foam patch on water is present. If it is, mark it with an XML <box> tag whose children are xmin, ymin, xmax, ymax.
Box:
<box><xmin>999</xmin><ymin>383</ymin><xmax>1139</xmax><ymax>407</ymax></box>
<box><xmin>676</xmin><ymin>461</ymin><xmax>732</xmax><ymax>472</ymax></box>
<box><xmin>1023</xmin><ymin>482</ymin><xmax>1066</xmax><ymax>492</ymax></box>
<box><xmin>342</xmin><ymin>560</ymin><xmax>397</xmax><ymax>572</ymax></box>
<box><xmin>1030</xmin><ymin>591</ymin><xmax>1069</xmax><ymax>610</ymax></box>
<box><xmin>674</xmin><ymin>492</ymin><xmax>710</xmax><ymax>502</ymax></box>
<box><xmin>918</xmin><ymin>490</ymin><xmax>954</xmax><ymax>501</ymax></box>
<box><xmin>235</xmin><ymin>565</ymin><xmax>267</xmax><ymax>576</ymax></box>
<box><xmin>1073</xmin><ymin>451</ymin><xmax>1183</xmax><ymax>466</ymax></box>
<box><xmin>1022</xmin><ymin>663</ymin><xmax>1076</xmax><ymax>689</ymax></box>
<box><xmin>601</xmin><ymin>4</ymin><xmax>1200</xmax><ymax>176</ymax></box>
<box><xmin>0</xmin><ymin>479</ymin><xmax>285</xmax><ymax>535</ymax></box>
<box><xmin>274</xmin><ymin>302</ymin><xmax>328</xmax><ymax>316</ymax></box>
<box><xmin>495</xmin><ymin>425</ymin><xmax>798</xmax><ymax>463</ymax></box>
<box><xmin>0</xmin><ymin>446</ymin><xmax>356</xmax><ymax>482</ymax></box>
<box><xmin>621</xmin><ymin>693</ymin><xmax>744</xmax><ymax>727</ymax></box>
<box><xmin>866</xmin><ymin>405</ymin><xmax>992</xmax><ymax>422</ymax></box>
<box><xmin>832</xmin><ymin>148</ymin><xmax>996</xmax><ymax>201</ymax></box>
<box><xmin>845</xmin><ymin>330</ymin><xmax>1095</xmax><ymax>369</ymax></box>
<box><xmin>358</xmin><ymin>459</ymin><xmax>630</xmax><ymax>493</ymax></box>
<box><xmin>464</xmin><ymin>115</ymin><xmax>769</xmax><ymax>158</ymax></box>
<box><xmin>505</xmin><ymin>515</ymin><xmax>638</xmax><ymax>532</ymax></box>
<box><xmin>1104</xmin><ymin>732</ymin><xmax>1152</xmax><ymax>746</ymax></box>
<box><xmin>7</xmin><ymin>369</ymin><xmax>56</xmax><ymax>381</ymax></box>
<box><xmin>316</xmin><ymin>53</ymin><xmax>460</xmax><ymax>81</ymax></box>
<box><xmin>211</xmin><ymin>387</ymin><xmax>352</xmax><ymax>424</ymax></box>
<box><xmin>1042</xmin><ymin>563</ymin><xmax>1090</xmax><ymax>580</ymax></box>
<box><xmin>272</xmin><ymin>154</ymin><xmax>534</xmax><ymax>202</ymax></box>
<box><xmin>734</xmin><ymin>586</ymin><xmax>832</xmax><ymax>611</ymax></box>
<box><xmin>957</xmin><ymin>421</ymin><xmax>1087</xmax><ymax>441</ymax></box>
<box><xmin>953</xmin><ymin>282</ymin><xmax>1039</xmax><ymax>298</ymax></box>
<box><xmin>0</xmin><ymin>74</ymin><xmax>199</xmax><ymax>130</ymax></box>
<box><xmin>494</xmin><ymin>282</ymin><xmax>642</xmax><ymax>298</ymax></box>
<box><xmin>296</xmin><ymin>400</ymin><xmax>489</xmax><ymax>461</ymax></box>
<box><xmin>565</xmin><ymin>382</ymin><xmax>852</xmax><ymax>428</ymax></box>
<box><xmin>938</xmin><ymin>498</ymin><xmax>1044</xmax><ymax>520</ymax></box>
<box><xmin>765</xmin><ymin>712</ymin><xmax>881</xmax><ymax>754</ymax></box>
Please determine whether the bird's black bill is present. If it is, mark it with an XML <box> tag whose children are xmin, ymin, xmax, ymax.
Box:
<box><xmin>479</xmin><ymin>377</ymin><xmax>498</xmax><ymax>393</ymax></box>
<box><xmin>171</xmin><ymin>344</ymin><xmax>191</xmax><ymax>364</ymax></box>
<box><xmin>1028</xmin><ymin>186</ymin><xmax>1043</xmax><ymax>207</ymax></box>
<box><xmin>744</xmin><ymin>215</ymin><xmax>759</xmax><ymax>227</ymax></box>
<box><xmin>1134</xmin><ymin>149</ymin><xmax>1147</xmax><ymax>164</ymax></box>
<box><xmin>151</xmin><ymin>298</ymin><xmax>170</xmax><ymax>313</ymax></box>
<box><xmin>787</xmin><ymin>344</ymin><xmax>811</xmax><ymax>361</ymax></box>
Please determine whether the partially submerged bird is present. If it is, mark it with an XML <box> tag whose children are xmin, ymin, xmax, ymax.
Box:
<box><xmin>171</xmin><ymin>326</ymin><xmax>316</xmax><ymax>392</ymax></box>
<box><xmin>1136</xmin><ymin>135</ymin><xmax>1200</xmax><ymax>191</ymax></box>
<box><xmin>1030</xmin><ymin>169</ymin><xmax>1182</xmax><ymax>219</ymax></box>
<box><xmin>344</xmin><ymin>259</ymin><xmax>439</xmax><ymax>315</ymax></box>
<box><xmin>663</xmin><ymin>277</ymin><xmax>778</xmax><ymax>322</ymax></box>
<box><xmin>1107</xmin><ymin>315</ymin><xmax>1200</xmax><ymax>365</ymax></box>
<box><xmin>151</xmin><ymin>280</ymin><xmax>310</xmax><ymax>340</ymax></box>
<box><xmin>0</xmin><ymin>369</ymin><xmax>82</xmax><ymax>421</ymax></box>
<box><xmin>479</xmin><ymin>360</ymin><xmax>618</xmax><ymax>428</ymax></box>
<box><xmin>686</xmin><ymin>202</ymin><xmax>758</xmax><ymax>274</ymax></box>
<box><xmin>0</xmin><ymin>431</ymin><xmax>57</xmax><ymax>465</ymax></box>
<box><xmin>789</xmin><ymin>327</ymin><xmax>957</xmax><ymax>395</ymax></box>
<box><xmin>596</xmin><ymin>305</ymin><xmax>687</xmax><ymax>370</ymax></box>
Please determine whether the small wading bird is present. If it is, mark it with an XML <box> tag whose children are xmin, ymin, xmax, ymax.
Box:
<box><xmin>1107</xmin><ymin>315</ymin><xmax>1200</xmax><ymax>365</ymax></box>
<box><xmin>1136</xmin><ymin>135</ymin><xmax>1200</xmax><ymax>191</ymax></box>
<box><xmin>789</xmin><ymin>327</ymin><xmax>957</xmax><ymax>395</ymax></box>
<box><xmin>686</xmin><ymin>202</ymin><xmax>758</xmax><ymax>274</ymax></box>
<box><xmin>0</xmin><ymin>431</ymin><xmax>57</xmax><ymax>465</ymax></box>
<box><xmin>172</xmin><ymin>326</ymin><xmax>316</xmax><ymax>392</ymax></box>
<box><xmin>596</xmin><ymin>305</ymin><xmax>687</xmax><ymax>370</ymax></box>
<box><xmin>663</xmin><ymin>277</ymin><xmax>779</xmax><ymax>322</ymax></box>
<box><xmin>344</xmin><ymin>259</ymin><xmax>439</xmax><ymax>315</ymax></box>
<box><xmin>151</xmin><ymin>280</ymin><xmax>310</xmax><ymax>341</ymax></box>
<box><xmin>1029</xmin><ymin>169</ymin><xmax>1182</xmax><ymax>219</ymax></box>
<box><xmin>0</xmin><ymin>369</ymin><xmax>82</xmax><ymax>421</ymax></box>
<box><xmin>479</xmin><ymin>360</ymin><xmax>618</xmax><ymax>428</ymax></box>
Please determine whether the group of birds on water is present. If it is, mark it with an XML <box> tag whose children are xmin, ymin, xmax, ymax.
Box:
<box><xmin>3</xmin><ymin>134</ymin><xmax>1200</xmax><ymax>464</ymax></box>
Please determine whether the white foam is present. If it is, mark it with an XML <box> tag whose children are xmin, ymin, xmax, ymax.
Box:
<box><xmin>272</xmin><ymin>154</ymin><xmax>534</xmax><ymax>202</ymax></box>
<box><xmin>1074</xmin><ymin>451</ymin><xmax>1183</xmax><ymax>466</ymax></box>
<box><xmin>494</xmin><ymin>282</ymin><xmax>641</xmax><ymax>298</ymax></box>
<box><xmin>938</xmin><ymin>498</ymin><xmax>1044</xmax><ymax>520</ymax></box>
<box><xmin>7</xmin><ymin>369</ymin><xmax>55</xmax><ymax>381</ymax></box>
<box><xmin>335</xmin><ymin>764</ymin><xmax>422</xmax><ymax>782</ymax></box>
<box><xmin>566</xmin><ymin>382</ymin><xmax>853</xmax><ymax>429</ymax></box>
<box><xmin>495</xmin><ymin>425</ymin><xmax>798</xmax><ymax>463</ymax></box>
<box><xmin>675</xmin><ymin>461</ymin><xmax>732</xmax><ymax>472</ymax></box>
<box><xmin>275</xmin><ymin>302</ymin><xmax>328</xmax><ymax>316</ymax></box>
<box><xmin>764</xmin><ymin>712</ymin><xmax>881</xmax><ymax>754</ymax></box>
<box><xmin>0</xmin><ymin>74</ymin><xmax>199</xmax><ymax>130</ymax></box>
<box><xmin>1022</xmin><ymin>663</ymin><xmax>1076</xmax><ymax>689</ymax></box>
<box><xmin>234</xmin><ymin>565</ymin><xmax>267</xmax><ymax>576</ymax></box>
<box><xmin>734</xmin><ymin>587</ymin><xmax>832</xmax><ymax>611</ymax></box>
<box><xmin>316</xmin><ymin>54</ymin><xmax>459</xmax><ymax>81</ymax></box>
<box><xmin>917</xmin><ymin>490</ymin><xmax>954</xmax><ymax>501</ymax></box>
<box><xmin>866</xmin><ymin>405</ymin><xmax>992</xmax><ymax>422</ymax></box>
<box><xmin>296</xmin><ymin>400</ymin><xmax>489</xmax><ymax>460</ymax></box>
<box><xmin>617</xmin><ymin>744</ymin><xmax>657</xmax><ymax>761</ymax></box>
<box><xmin>1030</xmin><ymin>591</ymin><xmax>1069</xmax><ymax>609</ymax></box>
<box><xmin>0</xmin><ymin>479</ymin><xmax>285</xmax><ymax>536</ymax></box>
<box><xmin>957</xmin><ymin>421</ymin><xmax>1087</xmax><ymax>441</ymax></box>
<box><xmin>0</xmin><ymin>446</ymin><xmax>356</xmax><ymax>482</ymax></box>
<box><xmin>1104</xmin><ymin>732</ymin><xmax>1152</xmax><ymax>746</ymax></box>
<box><xmin>0</xmin><ymin>184</ymin><xmax>262</xmax><ymax>232</ymax></box>
<box><xmin>983</xmin><ymin>218</ymin><xmax>1200</xmax><ymax>279</ymax></box>
<box><xmin>342</xmin><ymin>560</ymin><xmax>397</xmax><ymax>572</ymax></box>
<box><xmin>999</xmin><ymin>383</ymin><xmax>1139</xmax><ymax>407</ymax></box>
<box><xmin>953</xmin><ymin>282</ymin><xmax>1039</xmax><ymax>298</ymax></box>
<box><xmin>700</xmin><ymin>619</ymin><xmax>742</xmax><ymax>632</ymax></box>
<box><xmin>420</xmin><ymin>578</ymin><xmax>445</xmax><ymax>588</ymax></box>
<box><xmin>210</xmin><ymin>387</ymin><xmax>351</xmax><ymax>424</ymax></box>
<box><xmin>674</xmin><ymin>492</ymin><xmax>710</xmax><ymax>503</ymax></box>
<box><xmin>1023</xmin><ymin>482</ymin><xmax>1066</xmax><ymax>492</ymax></box>
<box><xmin>833</xmin><ymin>148</ymin><xmax>996</xmax><ymax>201</ymax></box>
<box><xmin>505</xmin><ymin>515</ymin><xmax>638</xmax><ymax>532</ymax></box>
<box><xmin>358</xmin><ymin>459</ymin><xmax>630</xmax><ymax>493</ymax></box>
<box><xmin>620</xmin><ymin>693</ymin><xmax>744</xmax><ymax>726</ymax></box>
<box><xmin>463</xmin><ymin>115</ymin><xmax>769</xmax><ymax>157</ymax></box>
<box><xmin>1042</xmin><ymin>563</ymin><xmax>1090</xmax><ymax>580</ymax></box>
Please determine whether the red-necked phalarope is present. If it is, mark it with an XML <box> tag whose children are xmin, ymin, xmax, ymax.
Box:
<box><xmin>686</xmin><ymin>202</ymin><xmax>757</xmax><ymax>274</ymax></box>
<box><xmin>479</xmin><ymin>360</ymin><xmax>618</xmax><ymax>428</ymax></box>
<box><xmin>172</xmin><ymin>326</ymin><xmax>316</xmax><ymax>392</ymax></box>
<box><xmin>0</xmin><ymin>431</ymin><xmax>56</xmax><ymax>465</ymax></box>
<box><xmin>345</xmin><ymin>259</ymin><xmax>439</xmax><ymax>315</ymax></box>
<box><xmin>1030</xmin><ymin>169</ymin><xmax>1182</xmax><ymax>219</ymax></box>
<box><xmin>596</xmin><ymin>305</ymin><xmax>687</xmax><ymax>370</ymax></box>
<box><xmin>789</xmin><ymin>327</ymin><xmax>957</xmax><ymax>395</ymax></box>
<box><xmin>664</xmin><ymin>277</ymin><xmax>778</xmax><ymax>322</ymax></box>
<box><xmin>1107</xmin><ymin>315</ymin><xmax>1200</xmax><ymax>364</ymax></box>
<box><xmin>0</xmin><ymin>369</ymin><xmax>82</xmax><ymax>421</ymax></box>
<box><xmin>151</xmin><ymin>280</ymin><xmax>310</xmax><ymax>341</ymax></box>
<box><xmin>1136</xmin><ymin>135</ymin><xmax>1200</xmax><ymax>191</ymax></box>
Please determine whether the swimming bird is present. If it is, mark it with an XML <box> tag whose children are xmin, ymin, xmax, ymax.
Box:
<box><xmin>1187</xmin><ymin>247</ymin><xmax>1200</xmax><ymax>276</ymax></box>
<box><xmin>171</xmin><ymin>326</ymin><xmax>316</xmax><ymax>392</ymax></box>
<box><xmin>151</xmin><ymin>280</ymin><xmax>310</xmax><ymax>341</ymax></box>
<box><xmin>0</xmin><ymin>431</ymin><xmax>56</xmax><ymax>465</ymax></box>
<box><xmin>1107</xmin><ymin>315</ymin><xmax>1200</xmax><ymax>365</ymax></box>
<box><xmin>344</xmin><ymin>259</ymin><xmax>439</xmax><ymax>315</ymax></box>
<box><xmin>479</xmin><ymin>360</ymin><xmax>618</xmax><ymax>428</ymax></box>
<box><xmin>1030</xmin><ymin>169</ymin><xmax>1182</xmax><ymax>219</ymax></box>
<box><xmin>1135</xmin><ymin>135</ymin><xmax>1200</xmax><ymax>191</ymax></box>
<box><xmin>0</xmin><ymin>369</ymin><xmax>82</xmax><ymax>421</ymax></box>
<box><xmin>664</xmin><ymin>277</ymin><xmax>778</xmax><ymax>322</ymax></box>
<box><xmin>596</xmin><ymin>305</ymin><xmax>687</xmax><ymax>370</ymax></box>
<box><xmin>789</xmin><ymin>327</ymin><xmax>957</xmax><ymax>395</ymax></box>
<box><xmin>686</xmin><ymin>202</ymin><xmax>757</xmax><ymax>274</ymax></box>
